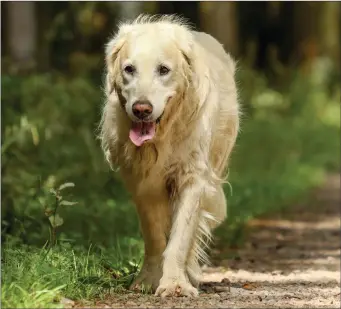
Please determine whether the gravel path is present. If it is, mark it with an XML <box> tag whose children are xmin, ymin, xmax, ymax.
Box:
<box><xmin>76</xmin><ymin>174</ymin><xmax>340</xmax><ymax>308</ymax></box>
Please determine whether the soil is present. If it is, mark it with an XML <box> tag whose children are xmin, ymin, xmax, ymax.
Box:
<box><xmin>75</xmin><ymin>174</ymin><xmax>340</xmax><ymax>308</ymax></box>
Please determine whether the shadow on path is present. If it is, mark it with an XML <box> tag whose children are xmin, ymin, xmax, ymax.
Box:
<box><xmin>202</xmin><ymin>174</ymin><xmax>340</xmax><ymax>308</ymax></box>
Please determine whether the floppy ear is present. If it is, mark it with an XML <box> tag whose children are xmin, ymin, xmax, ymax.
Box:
<box><xmin>176</xmin><ymin>34</ymin><xmax>210</xmax><ymax>110</ymax></box>
<box><xmin>104</xmin><ymin>24</ymin><xmax>132</xmax><ymax>94</ymax></box>
<box><xmin>190</xmin><ymin>44</ymin><xmax>211</xmax><ymax>109</ymax></box>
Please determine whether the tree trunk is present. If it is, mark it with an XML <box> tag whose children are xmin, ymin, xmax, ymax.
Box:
<box><xmin>7</xmin><ymin>2</ymin><xmax>37</xmax><ymax>71</ymax></box>
<box><xmin>1</xmin><ymin>2</ymin><xmax>8</xmax><ymax>58</ymax></box>
<box><xmin>117</xmin><ymin>1</ymin><xmax>144</xmax><ymax>22</ymax></box>
<box><xmin>200</xmin><ymin>2</ymin><xmax>239</xmax><ymax>58</ymax></box>
<box><xmin>292</xmin><ymin>3</ymin><xmax>320</xmax><ymax>72</ymax></box>
<box><xmin>319</xmin><ymin>2</ymin><xmax>341</xmax><ymax>69</ymax></box>
<box><xmin>293</xmin><ymin>2</ymin><xmax>341</xmax><ymax>73</ymax></box>
<box><xmin>158</xmin><ymin>2</ymin><xmax>201</xmax><ymax>30</ymax></box>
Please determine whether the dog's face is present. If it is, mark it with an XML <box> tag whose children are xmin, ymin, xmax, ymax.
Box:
<box><xmin>106</xmin><ymin>23</ymin><xmax>193</xmax><ymax>146</ymax></box>
<box><xmin>121</xmin><ymin>39</ymin><xmax>179</xmax><ymax>123</ymax></box>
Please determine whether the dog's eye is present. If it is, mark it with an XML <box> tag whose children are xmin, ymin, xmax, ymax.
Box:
<box><xmin>124</xmin><ymin>65</ymin><xmax>135</xmax><ymax>75</ymax></box>
<box><xmin>158</xmin><ymin>65</ymin><xmax>170</xmax><ymax>76</ymax></box>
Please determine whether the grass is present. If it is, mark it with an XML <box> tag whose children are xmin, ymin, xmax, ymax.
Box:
<box><xmin>1</xmin><ymin>243</ymin><xmax>140</xmax><ymax>308</ymax></box>
<box><xmin>1</xmin><ymin>66</ymin><xmax>340</xmax><ymax>308</ymax></box>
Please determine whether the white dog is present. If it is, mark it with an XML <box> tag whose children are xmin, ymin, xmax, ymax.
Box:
<box><xmin>100</xmin><ymin>15</ymin><xmax>240</xmax><ymax>298</ymax></box>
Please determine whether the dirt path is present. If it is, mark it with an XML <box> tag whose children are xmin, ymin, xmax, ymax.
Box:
<box><xmin>78</xmin><ymin>174</ymin><xmax>340</xmax><ymax>308</ymax></box>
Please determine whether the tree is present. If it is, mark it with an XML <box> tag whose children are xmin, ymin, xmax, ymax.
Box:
<box><xmin>116</xmin><ymin>1</ymin><xmax>144</xmax><ymax>22</ymax></box>
<box><xmin>293</xmin><ymin>2</ymin><xmax>340</xmax><ymax>73</ymax></box>
<box><xmin>158</xmin><ymin>1</ymin><xmax>201</xmax><ymax>30</ymax></box>
<box><xmin>199</xmin><ymin>2</ymin><xmax>239</xmax><ymax>58</ymax></box>
<box><xmin>7</xmin><ymin>2</ymin><xmax>37</xmax><ymax>71</ymax></box>
<box><xmin>319</xmin><ymin>2</ymin><xmax>340</xmax><ymax>70</ymax></box>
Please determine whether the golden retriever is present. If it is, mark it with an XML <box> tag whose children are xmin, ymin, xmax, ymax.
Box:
<box><xmin>99</xmin><ymin>14</ymin><xmax>240</xmax><ymax>298</ymax></box>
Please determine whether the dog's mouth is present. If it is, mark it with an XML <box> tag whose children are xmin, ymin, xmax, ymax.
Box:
<box><xmin>129</xmin><ymin>114</ymin><xmax>163</xmax><ymax>147</ymax></box>
<box><xmin>129</xmin><ymin>121</ymin><xmax>156</xmax><ymax>146</ymax></box>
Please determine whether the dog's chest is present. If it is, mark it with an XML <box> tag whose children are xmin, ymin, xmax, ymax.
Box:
<box><xmin>129</xmin><ymin>156</ymin><xmax>183</xmax><ymax>200</ymax></box>
<box><xmin>121</xmin><ymin>138</ymin><xmax>191</xmax><ymax>197</ymax></box>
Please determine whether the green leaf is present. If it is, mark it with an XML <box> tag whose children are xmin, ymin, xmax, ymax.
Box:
<box><xmin>48</xmin><ymin>214</ymin><xmax>64</xmax><ymax>228</ymax></box>
<box><xmin>38</xmin><ymin>197</ymin><xmax>45</xmax><ymax>206</ymax></box>
<box><xmin>49</xmin><ymin>188</ymin><xmax>57</xmax><ymax>196</ymax></box>
<box><xmin>59</xmin><ymin>200</ymin><xmax>78</xmax><ymax>206</ymax></box>
<box><xmin>58</xmin><ymin>182</ymin><xmax>75</xmax><ymax>191</ymax></box>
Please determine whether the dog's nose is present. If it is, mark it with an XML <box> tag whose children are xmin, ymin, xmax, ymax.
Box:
<box><xmin>132</xmin><ymin>100</ymin><xmax>153</xmax><ymax>119</ymax></box>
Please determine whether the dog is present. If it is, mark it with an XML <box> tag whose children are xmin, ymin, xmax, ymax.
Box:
<box><xmin>99</xmin><ymin>14</ymin><xmax>240</xmax><ymax>298</ymax></box>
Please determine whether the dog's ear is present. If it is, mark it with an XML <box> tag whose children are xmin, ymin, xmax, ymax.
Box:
<box><xmin>177</xmin><ymin>35</ymin><xmax>210</xmax><ymax>110</ymax></box>
<box><xmin>105</xmin><ymin>24</ymin><xmax>132</xmax><ymax>94</ymax></box>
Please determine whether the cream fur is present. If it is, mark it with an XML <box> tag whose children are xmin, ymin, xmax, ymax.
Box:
<box><xmin>99</xmin><ymin>14</ymin><xmax>240</xmax><ymax>298</ymax></box>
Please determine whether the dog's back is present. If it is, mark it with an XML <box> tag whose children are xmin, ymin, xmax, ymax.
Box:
<box><xmin>188</xmin><ymin>30</ymin><xmax>239</xmax><ymax>183</ymax></box>
<box><xmin>192</xmin><ymin>31</ymin><xmax>236</xmax><ymax>75</ymax></box>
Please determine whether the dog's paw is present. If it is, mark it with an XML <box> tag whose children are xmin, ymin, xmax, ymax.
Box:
<box><xmin>155</xmin><ymin>279</ymin><xmax>199</xmax><ymax>298</ymax></box>
<box><xmin>129</xmin><ymin>270</ymin><xmax>162</xmax><ymax>293</ymax></box>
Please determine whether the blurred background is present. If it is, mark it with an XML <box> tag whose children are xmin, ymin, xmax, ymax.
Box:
<box><xmin>1</xmin><ymin>2</ymin><xmax>340</xmax><ymax>307</ymax></box>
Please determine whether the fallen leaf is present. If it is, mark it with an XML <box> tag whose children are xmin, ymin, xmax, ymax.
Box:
<box><xmin>242</xmin><ymin>283</ymin><xmax>257</xmax><ymax>290</ymax></box>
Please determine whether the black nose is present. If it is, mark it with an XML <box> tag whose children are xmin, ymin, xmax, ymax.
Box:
<box><xmin>132</xmin><ymin>100</ymin><xmax>153</xmax><ymax>119</ymax></box>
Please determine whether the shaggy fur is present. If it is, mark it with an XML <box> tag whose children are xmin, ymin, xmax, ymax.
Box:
<box><xmin>99</xmin><ymin>14</ymin><xmax>240</xmax><ymax>298</ymax></box>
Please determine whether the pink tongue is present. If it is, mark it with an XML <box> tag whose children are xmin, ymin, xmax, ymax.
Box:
<box><xmin>129</xmin><ymin>122</ymin><xmax>156</xmax><ymax>146</ymax></box>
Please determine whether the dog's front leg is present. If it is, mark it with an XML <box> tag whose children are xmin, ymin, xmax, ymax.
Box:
<box><xmin>155</xmin><ymin>178</ymin><xmax>203</xmax><ymax>298</ymax></box>
<box><xmin>130</xmin><ymin>195</ymin><xmax>171</xmax><ymax>293</ymax></box>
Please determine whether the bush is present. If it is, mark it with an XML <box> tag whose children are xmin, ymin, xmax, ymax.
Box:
<box><xmin>1</xmin><ymin>73</ymin><xmax>140</xmax><ymax>250</ymax></box>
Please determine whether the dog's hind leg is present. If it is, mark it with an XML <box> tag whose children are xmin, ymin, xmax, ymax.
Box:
<box><xmin>206</xmin><ymin>186</ymin><xmax>227</xmax><ymax>229</ymax></box>
<box><xmin>186</xmin><ymin>188</ymin><xmax>226</xmax><ymax>287</ymax></box>
<box><xmin>186</xmin><ymin>209</ymin><xmax>216</xmax><ymax>287</ymax></box>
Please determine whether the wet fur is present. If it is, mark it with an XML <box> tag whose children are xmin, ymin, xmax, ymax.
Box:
<box><xmin>99</xmin><ymin>14</ymin><xmax>240</xmax><ymax>296</ymax></box>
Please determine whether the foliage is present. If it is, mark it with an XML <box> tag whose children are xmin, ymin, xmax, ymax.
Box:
<box><xmin>44</xmin><ymin>182</ymin><xmax>78</xmax><ymax>247</ymax></box>
<box><xmin>1</xmin><ymin>73</ymin><xmax>139</xmax><ymax>250</ymax></box>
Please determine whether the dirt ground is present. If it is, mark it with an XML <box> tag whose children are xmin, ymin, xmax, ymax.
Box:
<box><xmin>76</xmin><ymin>174</ymin><xmax>340</xmax><ymax>308</ymax></box>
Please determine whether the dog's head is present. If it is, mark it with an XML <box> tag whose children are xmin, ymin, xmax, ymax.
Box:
<box><xmin>105</xmin><ymin>16</ymin><xmax>202</xmax><ymax>147</ymax></box>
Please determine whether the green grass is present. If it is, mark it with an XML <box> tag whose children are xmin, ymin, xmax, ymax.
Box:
<box><xmin>1</xmin><ymin>242</ymin><xmax>140</xmax><ymax>308</ymax></box>
<box><xmin>1</xmin><ymin>66</ymin><xmax>340</xmax><ymax>307</ymax></box>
